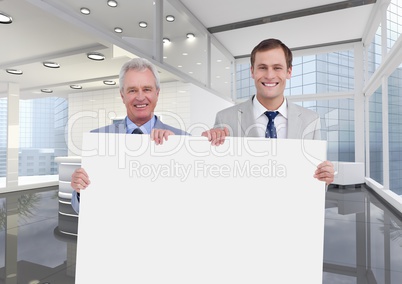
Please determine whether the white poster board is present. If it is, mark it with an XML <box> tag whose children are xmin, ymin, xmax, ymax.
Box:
<box><xmin>75</xmin><ymin>133</ymin><xmax>327</xmax><ymax>283</ymax></box>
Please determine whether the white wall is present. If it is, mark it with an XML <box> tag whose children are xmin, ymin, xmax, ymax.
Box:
<box><xmin>67</xmin><ymin>82</ymin><xmax>233</xmax><ymax>155</ymax></box>
<box><xmin>188</xmin><ymin>84</ymin><xmax>234</xmax><ymax>136</ymax></box>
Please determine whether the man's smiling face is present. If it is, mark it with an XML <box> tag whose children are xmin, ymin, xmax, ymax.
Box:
<box><xmin>251</xmin><ymin>47</ymin><xmax>292</xmax><ymax>109</ymax></box>
<box><xmin>120</xmin><ymin>68</ymin><xmax>159</xmax><ymax>126</ymax></box>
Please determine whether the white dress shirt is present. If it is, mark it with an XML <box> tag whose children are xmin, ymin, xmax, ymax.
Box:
<box><xmin>253</xmin><ymin>97</ymin><xmax>288</xmax><ymax>139</ymax></box>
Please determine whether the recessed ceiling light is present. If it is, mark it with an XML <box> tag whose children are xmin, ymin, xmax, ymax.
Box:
<box><xmin>163</xmin><ymin>38</ymin><xmax>170</xmax><ymax>44</ymax></box>
<box><xmin>87</xmin><ymin>52</ymin><xmax>105</xmax><ymax>61</ymax></box>
<box><xmin>107</xmin><ymin>0</ymin><xmax>118</xmax><ymax>7</ymax></box>
<box><xmin>186</xmin><ymin>33</ymin><xmax>195</xmax><ymax>39</ymax></box>
<box><xmin>0</xmin><ymin>12</ymin><xmax>12</xmax><ymax>24</ymax></box>
<box><xmin>43</xmin><ymin>62</ymin><xmax>60</xmax><ymax>68</ymax></box>
<box><xmin>80</xmin><ymin>7</ymin><xmax>90</xmax><ymax>15</ymax></box>
<box><xmin>114</xmin><ymin>27</ymin><xmax>123</xmax><ymax>33</ymax></box>
<box><xmin>103</xmin><ymin>80</ymin><xmax>116</xmax><ymax>85</ymax></box>
<box><xmin>6</xmin><ymin>69</ymin><xmax>23</xmax><ymax>75</ymax></box>
<box><xmin>70</xmin><ymin>85</ymin><xmax>82</xmax><ymax>89</ymax></box>
<box><xmin>182</xmin><ymin>53</ymin><xmax>188</xmax><ymax>56</ymax></box>
<box><xmin>139</xmin><ymin>21</ymin><xmax>148</xmax><ymax>28</ymax></box>
<box><xmin>166</xmin><ymin>15</ymin><xmax>175</xmax><ymax>22</ymax></box>
<box><xmin>41</xmin><ymin>89</ymin><xmax>53</xmax><ymax>93</ymax></box>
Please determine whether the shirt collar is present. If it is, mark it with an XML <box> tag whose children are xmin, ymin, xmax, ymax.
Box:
<box><xmin>125</xmin><ymin>115</ymin><xmax>156</xmax><ymax>134</ymax></box>
<box><xmin>253</xmin><ymin>96</ymin><xmax>288</xmax><ymax>119</ymax></box>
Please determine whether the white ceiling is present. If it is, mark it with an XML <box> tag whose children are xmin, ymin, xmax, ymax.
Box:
<box><xmin>0</xmin><ymin>0</ymin><xmax>377</xmax><ymax>99</ymax></box>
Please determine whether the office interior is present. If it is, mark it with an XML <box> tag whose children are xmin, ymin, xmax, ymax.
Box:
<box><xmin>2</xmin><ymin>0</ymin><xmax>402</xmax><ymax>283</ymax></box>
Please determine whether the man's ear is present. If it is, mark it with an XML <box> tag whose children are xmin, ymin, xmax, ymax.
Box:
<box><xmin>286</xmin><ymin>66</ymin><xmax>292</xmax><ymax>79</ymax></box>
<box><xmin>250</xmin><ymin>66</ymin><xmax>255</xmax><ymax>79</ymax></box>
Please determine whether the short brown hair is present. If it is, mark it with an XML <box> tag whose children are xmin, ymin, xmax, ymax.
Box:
<box><xmin>250</xmin><ymin>38</ymin><xmax>293</xmax><ymax>69</ymax></box>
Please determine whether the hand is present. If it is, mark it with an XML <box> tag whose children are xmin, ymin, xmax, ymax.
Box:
<box><xmin>71</xmin><ymin>168</ymin><xmax>90</xmax><ymax>193</ymax></box>
<box><xmin>314</xmin><ymin>160</ymin><xmax>334</xmax><ymax>185</ymax></box>
<box><xmin>151</xmin><ymin>129</ymin><xmax>174</xmax><ymax>145</ymax></box>
<box><xmin>201</xmin><ymin>127</ymin><xmax>229</xmax><ymax>146</ymax></box>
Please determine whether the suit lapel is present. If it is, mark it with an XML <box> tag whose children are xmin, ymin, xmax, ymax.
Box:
<box><xmin>287</xmin><ymin>102</ymin><xmax>302</xmax><ymax>139</ymax></box>
<box><xmin>239</xmin><ymin>97</ymin><xmax>258</xmax><ymax>137</ymax></box>
<box><xmin>115</xmin><ymin>119</ymin><xmax>127</xmax><ymax>133</ymax></box>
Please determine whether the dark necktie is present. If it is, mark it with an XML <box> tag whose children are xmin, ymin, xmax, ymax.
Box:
<box><xmin>265</xmin><ymin>111</ymin><xmax>279</xmax><ymax>138</ymax></box>
<box><xmin>132</xmin><ymin>128</ymin><xmax>143</xmax><ymax>134</ymax></box>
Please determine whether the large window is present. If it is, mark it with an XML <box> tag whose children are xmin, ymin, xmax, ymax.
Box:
<box><xmin>288</xmin><ymin>51</ymin><xmax>354</xmax><ymax>96</ymax></box>
<box><xmin>388</xmin><ymin>69</ymin><xmax>402</xmax><ymax>195</ymax></box>
<box><xmin>387</xmin><ymin>0</ymin><xmax>402</xmax><ymax>51</ymax></box>
<box><xmin>19</xmin><ymin>97</ymin><xmax>68</xmax><ymax>176</ymax></box>
<box><xmin>369</xmin><ymin>88</ymin><xmax>383</xmax><ymax>185</ymax></box>
<box><xmin>0</xmin><ymin>98</ymin><xmax>6</xmax><ymax>187</ymax></box>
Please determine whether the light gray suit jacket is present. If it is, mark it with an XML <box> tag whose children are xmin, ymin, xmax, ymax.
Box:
<box><xmin>214</xmin><ymin>95</ymin><xmax>321</xmax><ymax>140</ymax></box>
<box><xmin>71</xmin><ymin>115</ymin><xmax>189</xmax><ymax>213</ymax></box>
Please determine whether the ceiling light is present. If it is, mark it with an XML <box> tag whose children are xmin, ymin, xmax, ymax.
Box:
<box><xmin>163</xmin><ymin>38</ymin><xmax>170</xmax><ymax>44</ymax></box>
<box><xmin>186</xmin><ymin>33</ymin><xmax>195</xmax><ymax>39</ymax></box>
<box><xmin>6</xmin><ymin>69</ymin><xmax>23</xmax><ymax>75</ymax></box>
<box><xmin>103</xmin><ymin>80</ymin><xmax>116</xmax><ymax>85</ymax></box>
<box><xmin>139</xmin><ymin>21</ymin><xmax>148</xmax><ymax>28</ymax></box>
<box><xmin>70</xmin><ymin>85</ymin><xmax>82</xmax><ymax>89</ymax></box>
<box><xmin>107</xmin><ymin>0</ymin><xmax>118</xmax><ymax>7</ymax></box>
<box><xmin>0</xmin><ymin>12</ymin><xmax>12</xmax><ymax>24</ymax></box>
<box><xmin>80</xmin><ymin>7</ymin><xmax>90</xmax><ymax>15</ymax></box>
<box><xmin>43</xmin><ymin>62</ymin><xmax>60</xmax><ymax>68</ymax></box>
<box><xmin>166</xmin><ymin>15</ymin><xmax>175</xmax><ymax>22</ymax></box>
<box><xmin>87</xmin><ymin>52</ymin><xmax>105</xmax><ymax>61</ymax></box>
<box><xmin>114</xmin><ymin>27</ymin><xmax>123</xmax><ymax>33</ymax></box>
<box><xmin>41</xmin><ymin>89</ymin><xmax>53</xmax><ymax>93</ymax></box>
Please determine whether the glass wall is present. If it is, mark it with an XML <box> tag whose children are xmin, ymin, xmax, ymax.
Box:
<box><xmin>163</xmin><ymin>0</ymin><xmax>208</xmax><ymax>85</ymax></box>
<box><xmin>388</xmin><ymin>69</ymin><xmax>402</xmax><ymax>195</ymax></box>
<box><xmin>367</xmin><ymin>26</ymin><xmax>382</xmax><ymax>80</ymax></box>
<box><xmin>369</xmin><ymin>88</ymin><xmax>383</xmax><ymax>185</ymax></box>
<box><xmin>297</xmin><ymin>99</ymin><xmax>355</xmax><ymax>162</ymax></box>
<box><xmin>18</xmin><ymin>97</ymin><xmax>68</xmax><ymax>176</ymax></box>
<box><xmin>0</xmin><ymin>98</ymin><xmax>6</xmax><ymax>187</ymax></box>
<box><xmin>288</xmin><ymin>51</ymin><xmax>354</xmax><ymax>95</ymax></box>
<box><xmin>387</xmin><ymin>0</ymin><xmax>402</xmax><ymax>51</ymax></box>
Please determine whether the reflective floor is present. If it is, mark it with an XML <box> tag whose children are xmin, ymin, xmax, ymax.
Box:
<box><xmin>1</xmin><ymin>184</ymin><xmax>402</xmax><ymax>283</ymax></box>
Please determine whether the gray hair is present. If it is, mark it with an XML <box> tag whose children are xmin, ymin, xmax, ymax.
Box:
<box><xmin>119</xmin><ymin>57</ymin><xmax>161</xmax><ymax>92</ymax></box>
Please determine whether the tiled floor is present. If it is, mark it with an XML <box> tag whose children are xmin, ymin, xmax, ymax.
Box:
<box><xmin>1</xmin><ymin>184</ymin><xmax>402</xmax><ymax>283</ymax></box>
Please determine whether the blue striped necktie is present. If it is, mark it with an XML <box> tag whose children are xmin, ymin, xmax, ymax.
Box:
<box><xmin>265</xmin><ymin>111</ymin><xmax>279</xmax><ymax>138</ymax></box>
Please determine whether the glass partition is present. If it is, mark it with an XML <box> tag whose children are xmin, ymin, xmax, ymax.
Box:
<box><xmin>19</xmin><ymin>97</ymin><xmax>68</xmax><ymax>177</ymax></box>
<box><xmin>0</xmin><ymin>98</ymin><xmax>6</xmax><ymax>189</ymax></box>
<box><xmin>163</xmin><ymin>0</ymin><xmax>208</xmax><ymax>86</ymax></box>
<box><xmin>387</xmin><ymin>0</ymin><xmax>402</xmax><ymax>52</ymax></box>
<box><xmin>369</xmin><ymin>87</ymin><xmax>383</xmax><ymax>185</ymax></box>
<box><xmin>211</xmin><ymin>43</ymin><xmax>233</xmax><ymax>99</ymax></box>
<box><xmin>296</xmin><ymin>99</ymin><xmax>355</xmax><ymax>162</ymax></box>
<box><xmin>388</xmin><ymin>69</ymin><xmax>402</xmax><ymax>195</ymax></box>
